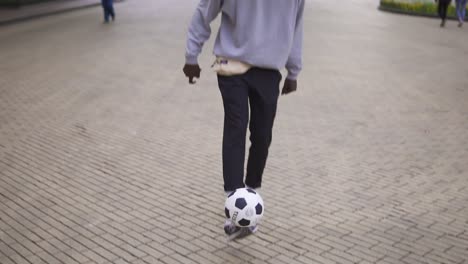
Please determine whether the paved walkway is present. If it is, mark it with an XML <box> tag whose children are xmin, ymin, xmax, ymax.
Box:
<box><xmin>1</xmin><ymin>0</ymin><xmax>468</xmax><ymax>263</ymax></box>
<box><xmin>0</xmin><ymin>0</ymin><xmax>101</xmax><ymax>25</ymax></box>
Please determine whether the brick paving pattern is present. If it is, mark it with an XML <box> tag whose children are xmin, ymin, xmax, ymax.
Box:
<box><xmin>0</xmin><ymin>0</ymin><xmax>100</xmax><ymax>25</ymax></box>
<box><xmin>1</xmin><ymin>0</ymin><xmax>468</xmax><ymax>263</ymax></box>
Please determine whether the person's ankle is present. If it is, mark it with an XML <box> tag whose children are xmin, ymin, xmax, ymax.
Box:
<box><xmin>246</xmin><ymin>185</ymin><xmax>260</xmax><ymax>191</ymax></box>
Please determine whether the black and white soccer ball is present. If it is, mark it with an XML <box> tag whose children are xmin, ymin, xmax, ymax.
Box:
<box><xmin>224</xmin><ymin>188</ymin><xmax>264</xmax><ymax>227</ymax></box>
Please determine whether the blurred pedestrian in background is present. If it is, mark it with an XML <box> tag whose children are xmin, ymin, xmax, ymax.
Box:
<box><xmin>436</xmin><ymin>0</ymin><xmax>452</xmax><ymax>27</ymax></box>
<box><xmin>455</xmin><ymin>0</ymin><xmax>467</xmax><ymax>27</ymax></box>
<box><xmin>101</xmin><ymin>0</ymin><xmax>115</xmax><ymax>23</ymax></box>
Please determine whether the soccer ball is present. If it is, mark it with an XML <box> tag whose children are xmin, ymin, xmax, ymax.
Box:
<box><xmin>224</xmin><ymin>188</ymin><xmax>264</xmax><ymax>227</ymax></box>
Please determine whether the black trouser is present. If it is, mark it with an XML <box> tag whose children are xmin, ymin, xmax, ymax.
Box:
<box><xmin>438</xmin><ymin>0</ymin><xmax>452</xmax><ymax>21</ymax></box>
<box><xmin>217</xmin><ymin>68</ymin><xmax>282</xmax><ymax>192</ymax></box>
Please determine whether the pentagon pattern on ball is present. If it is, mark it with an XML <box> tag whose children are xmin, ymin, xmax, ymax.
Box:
<box><xmin>238</xmin><ymin>219</ymin><xmax>250</xmax><ymax>227</ymax></box>
<box><xmin>225</xmin><ymin>207</ymin><xmax>230</xmax><ymax>218</ymax></box>
<box><xmin>255</xmin><ymin>203</ymin><xmax>263</xmax><ymax>215</ymax></box>
<box><xmin>235</xmin><ymin>198</ymin><xmax>247</xmax><ymax>210</ymax></box>
<box><xmin>246</xmin><ymin>188</ymin><xmax>256</xmax><ymax>194</ymax></box>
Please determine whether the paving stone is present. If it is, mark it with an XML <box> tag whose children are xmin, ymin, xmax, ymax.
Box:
<box><xmin>0</xmin><ymin>0</ymin><xmax>467</xmax><ymax>264</ymax></box>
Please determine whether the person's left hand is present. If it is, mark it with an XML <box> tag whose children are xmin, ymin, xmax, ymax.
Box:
<box><xmin>281</xmin><ymin>79</ymin><xmax>297</xmax><ymax>95</ymax></box>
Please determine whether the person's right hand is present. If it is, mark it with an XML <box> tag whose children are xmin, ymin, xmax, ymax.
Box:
<box><xmin>183</xmin><ymin>64</ymin><xmax>201</xmax><ymax>84</ymax></box>
<box><xmin>281</xmin><ymin>79</ymin><xmax>297</xmax><ymax>95</ymax></box>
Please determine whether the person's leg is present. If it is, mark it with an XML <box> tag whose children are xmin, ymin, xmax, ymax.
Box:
<box><xmin>217</xmin><ymin>74</ymin><xmax>250</xmax><ymax>193</ymax></box>
<box><xmin>462</xmin><ymin>0</ymin><xmax>468</xmax><ymax>22</ymax></box>
<box><xmin>440</xmin><ymin>0</ymin><xmax>450</xmax><ymax>26</ymax></box>
<box><xmin>456</xmin><ymin>0</ymin><xmax>464</xmax><ymax>26</ymax></box>
<box><xmin>438</xmin><ymin>1</ymin><xmax>444</xmax><ymax>19</ymax></box>
<box><xmin>102</xmin><ymin>1</ymin><xmax>110</xmax><ymax>22</ymax></box>
<box><xmin>109</xmin><ymin>0</ymin><xmax>115</xmax><ymax>20</ymax></box>
<box><xmin>244</xmin><ymin>68</ymin><xmax>281</xmax><ymax>189</ymax></box>
<box><xmin>443</xmin><ymin>2</ymin><xmax>447</xmax><ymax>20</ymax></box>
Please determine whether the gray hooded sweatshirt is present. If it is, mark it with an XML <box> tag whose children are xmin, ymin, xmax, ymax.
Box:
<box><xmin>185</xmin><ymin>0</ymin><xmax>305</xmax><ymax>80</ymax></box>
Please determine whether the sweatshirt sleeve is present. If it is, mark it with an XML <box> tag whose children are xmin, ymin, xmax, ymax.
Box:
<box><xmin>285</xmin><ymin>0</ymin><xmax>305</xmax><ymax>80</ymax></box>
<box><xmin>185</xmin><ymin>0</ymin><xmax>223</xmax><ymax>65</ymax></box>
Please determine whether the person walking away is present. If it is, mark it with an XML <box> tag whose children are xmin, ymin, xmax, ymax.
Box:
<box><xmin>183</xmin><ymin>0</ymin><xmax>305</xmax><ymax>240</ymax></box>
